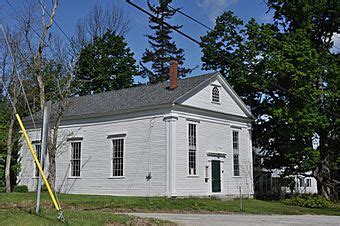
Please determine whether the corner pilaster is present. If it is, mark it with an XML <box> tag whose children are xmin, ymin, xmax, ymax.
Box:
<box><xmin>164</xmin><ymin>113</ymin><xmax>178</xmax><ymax>197</ymax></box>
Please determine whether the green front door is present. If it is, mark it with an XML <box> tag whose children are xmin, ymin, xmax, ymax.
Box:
<box><xmin>212</xmin><ymin>160</ymin><xmax>221</xmax><ymax>193</ymax></box>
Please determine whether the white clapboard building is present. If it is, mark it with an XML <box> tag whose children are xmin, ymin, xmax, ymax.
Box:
<box><xmin>18</xmin><ymin>62</ymin><xmax>255</xmax><ymax>197</ymax></box>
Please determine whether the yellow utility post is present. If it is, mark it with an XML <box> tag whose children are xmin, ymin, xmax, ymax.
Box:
<box><xmin>15</xmin><ymin>114</ymin><xmax>64</xmax><ymax>220</ymax></box>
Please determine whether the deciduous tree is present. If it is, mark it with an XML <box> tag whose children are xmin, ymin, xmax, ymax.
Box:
<box><xmin>200</xmin><ymin>4</ymin><xmax>339</xmax><ymax>200</ymax></box>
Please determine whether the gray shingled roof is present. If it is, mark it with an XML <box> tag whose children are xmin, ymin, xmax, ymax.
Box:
<box><xmin>63</xmin><ymin>72</ymin><xmax>216</xmax><ymax>117</ymax></box>
<box><xmin>22</xmin><ymin>72</ymin><xmax>216</xmax><ymax>123</ymax></box>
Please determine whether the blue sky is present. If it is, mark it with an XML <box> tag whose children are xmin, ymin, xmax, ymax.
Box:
<box><xmin>2</xmin><ymin>0</ymin><xmax>274</xmax><ymax>82</ymax></box>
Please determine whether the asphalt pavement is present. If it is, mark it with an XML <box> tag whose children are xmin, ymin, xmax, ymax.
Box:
<box><xmin>128</xmin><ymin>213</ymin><xmax>340</xmax><ymax>226</ymax></box>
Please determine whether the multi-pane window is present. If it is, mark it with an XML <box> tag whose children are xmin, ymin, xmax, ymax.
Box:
<box><xmin>233</xmin><ymin>131</ymin><xmax>240</xmax><ymax>176</ymax></box>
<box><xmin>212</xmin><ymin>86</ymin><xmax>220</xmax><ymax>103</ymax></box>
<box><xmin>299</xmin><ymin>178</ymin><xmax>305</xmax><ymax>187</ymax></box>
<box><xmin>112</xmin><ymin>139</ymin><xmax>124</xmax><ymax>177</ymax></box>
<box><xmin>188</xmin><ymin>123</ymin><xmax>197</xmax><ymax>175</ymax></box>
<box><xmin>34</xmin><ymin>144</ymin><xmax>41</xmax><ymax>177</ymax></box>
<box><xmin>70</xmin><ymin>142</ymin><xmax>81</xmax><ymax>177</ymax></box>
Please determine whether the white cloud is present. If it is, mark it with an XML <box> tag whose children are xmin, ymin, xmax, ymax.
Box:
<box><xmin>197</xmin><ymin>0</ymin><xmax>239</xmax><ymax>24</ymax></box>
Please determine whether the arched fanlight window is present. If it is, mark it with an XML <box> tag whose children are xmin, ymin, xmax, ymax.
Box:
<box><xmin>212</xmin><ymin>86</ymin><xmax>220</xmax><ymax>103</ymax></box>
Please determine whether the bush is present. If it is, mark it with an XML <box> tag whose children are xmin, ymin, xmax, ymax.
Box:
<box><xmin>0</xmin><ymin>187</ymin><xmax>6</xmax><ymax>193</ymax></box>
<box><xmin>283</xmin><ymin>195</ymin><xmax>335</xmax><ymax>209</ymax></box>
<box><xmin>13</xmin><ymin>185</ymin><xmax>28</xmax><ymax>193</ymax></box>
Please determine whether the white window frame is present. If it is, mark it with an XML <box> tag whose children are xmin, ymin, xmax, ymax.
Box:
<box><xmin>306</xmin><ymin>178</ymin><xmax>311</xmax><ymax>187</ymax></box>
<box><xmin>232</xmin><ymin>130</ymin><xmax>240</xmax><ymax>177</ymax></box>
<box><xmin>33</xmin><ymin>143</ymin><xmax>41</xmax><ymax>178</ymax></box>
<box><xmin>188</xmin><ymin>122</ymin><xmax>198</xmax><ymax>176</ymax></box>
<box><xmin>110</xmin><ymin>136</ymin><xmax>125</xmax><ymax>178</ymax></box>
<box><xmin>211</xmin><ymin>85</ymin><xmax>221</xmax><ymax>103</ymax></box>
<box><xmin>69</xmin><ymin>141</ymin><xmax>82</xmax><ymax>178</ymax></box>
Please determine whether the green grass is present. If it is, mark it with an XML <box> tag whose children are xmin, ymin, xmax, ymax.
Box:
<box><xmin>0</xmin><ymin>208</ymin><xmax>142</xmax><ymax>226</ymax></box>
<box><xmin>1</xmin><ymin>192</ymin><xmax>340</xmax><ymax>216</ymax></box>
<box><xmin>0</xmin><ymin>193</ymin><xmax>176</xmax><ymax>225</ymax></box>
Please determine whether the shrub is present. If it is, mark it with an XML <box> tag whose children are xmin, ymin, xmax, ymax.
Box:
<box><xmin>0</xmin><ymin>187</ymin><xmax>6</xmax><ymax>193</ymax></box>
<box><xmin>283</xmin><ymin>195</ymin><xmax>335</xmax><ymax>209</ymax></box>
<box><xmin>13</xmin><ymin>185</ymin><xmax>28</xmax><ymax>193</ymax></box>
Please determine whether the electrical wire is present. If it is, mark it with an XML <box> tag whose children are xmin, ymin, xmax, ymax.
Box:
<box><xmin>37</xmin><ymin>0</ymin><xmax>73</xmax><ymax>44</ymax></box>
<box><xmin>0</xmin><ymin>77</ymin><xmax>17</xmax><ymax>114</ymax></box>
<box><xmin>1</xmin><ymin>24</ymin><xmax>37</xmax><ymax>128</ymax></box>
<box><xmin>168</xmin><ymin>5</ymin><xmax>213</xmax><ymax>31</ymax></box>
<box><xmin>125</xmin><ymin>0</ymin><xmax>339</xmax><ymax>118</ymax></box>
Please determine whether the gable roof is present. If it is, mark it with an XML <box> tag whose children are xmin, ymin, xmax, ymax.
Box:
<box><xmin>25</xmin><ymin>71</ymin><xmax>254</xmax><ymax>123</ymax></box>
<box><xmin>60</xmin><ymin>72</ymin><xmax>217</xmax><ymax>118</ymax></box>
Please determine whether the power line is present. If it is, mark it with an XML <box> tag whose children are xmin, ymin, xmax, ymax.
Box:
<box><xmin>125</xmin><ymin>0</ymin><xmax>339</xmax><ymax>118</ymax></box>
<box><xmin>0</xmin><ymin>77</ymin><xmax>17</xmax><ymax>114</ymax></box>
<box><xmin>126</xmin><ymin>0</ymin><xmax>200</xmax><ymax>45</ymax></box>
<box><xmin>168</xmin><ymin>5</ymin><xmax>213</xmax><ymax>31</ymax></box>
<box><xmin>1</xmin><ymin>24</ymin><xmax>37</xmax><ymax>128</ymax></box>
<box><xmin>37</xmin><ymin>0</ymin><xmax>73</xmax><ymax>44</ymax></box>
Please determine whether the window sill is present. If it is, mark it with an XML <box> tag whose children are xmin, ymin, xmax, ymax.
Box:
<box><xmin>108</xmin><ymin>176</ymin><xmax>125</xmax><ymax>179</ymax></box>
<box><xmin>211</xmin><ymin>101</ymin><xmax>221</xmax><ymax>105</ymax></box>
<box><xmin>67</xmin><ymin>177</ymin><xmax>82</xmax><ymax>179</ymax></box>
<box><xmin>232</xmin><ymin>176</ymin><xmax>242</xmax><ymax>178</ymax></box>
<box><xmin>187</xmin><ymin>175</ymin><xmax>199</xmax><ymax>178</ymax></box>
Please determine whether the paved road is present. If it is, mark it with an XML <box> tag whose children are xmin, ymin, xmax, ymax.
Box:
<box><xmin>128</xmin><ymin>213</ymin><xmax>340</xmax><ymax>226</ymax></box>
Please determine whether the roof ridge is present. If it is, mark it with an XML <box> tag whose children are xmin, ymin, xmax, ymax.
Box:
<box><xmin>71</xmin><ymin>71</ymin><xmax>217</xmax><ymax>100</ymax></box>
<box><xmin>23</xmin><ymin>71</ymin><xmax>217</xmax><ymax>123</ymax></box>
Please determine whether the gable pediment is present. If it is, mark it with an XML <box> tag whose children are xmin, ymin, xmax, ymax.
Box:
<box><xmin>175</xmin><ymin>73</ymin><xmax>254</xmax><ymax>119</ymax></box>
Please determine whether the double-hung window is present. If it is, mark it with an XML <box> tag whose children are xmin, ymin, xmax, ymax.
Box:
<box><xmin>70</xmin><ymin>142</ymin><xmax>81</xmax><ymax>177</ymax></box>
<box><xmin>188</xmin><ymin>123</ymin><xmax>197</xmax><ymax>175</ymax></box>
<box><xmin>112</xmin><ymin>138</ymin><xmax>124</xmax><ymax>177</ymax></box>
<box><xmin>233</xmin><ymin>131</ymin><xmax>240</xmax><ymax>176</ymax></box>
<box><xmin>34</xmin><ymin>144</ymin><xmax>41</xmax><ymax>177</ymax></box>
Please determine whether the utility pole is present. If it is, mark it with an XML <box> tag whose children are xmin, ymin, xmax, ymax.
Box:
<box><xmin>239</xmin><ymin>186</ymin><xmax>243</xmax><ymax>212</ymax></box>
<box><xmin>36</xmin><ymin>102</ymin><xmax>51</xmax><ymax>214</ymax></box>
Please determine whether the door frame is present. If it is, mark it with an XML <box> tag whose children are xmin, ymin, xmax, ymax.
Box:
<box><xmin>207</xmin><ymin>156</ymin><xmax>225</xmax><ymax>194</ymax></box>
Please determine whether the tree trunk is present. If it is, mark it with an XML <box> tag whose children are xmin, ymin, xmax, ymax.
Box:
<box><xmin>48</xmin><ymin>147</ymin><xmax>56</xmax><ymax>189</ymax></box>
<box><xmin>5</xmin><ymin>115</ymin><xmax>15</xmax><ymax>192</ymax></box>
<box><xmin>313</xmin><ymin>160</ymin><xmax>332</xmax><ymax>200</ymax></box>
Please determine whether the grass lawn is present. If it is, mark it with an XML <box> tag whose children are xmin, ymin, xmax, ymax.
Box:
<box><xmin>0</xmin><ymin>208</ymin><xmax>158</xmax><ymax>226</ymax></box>
<box><xmin>0</xmin><ymin>192</ymin><xmax>339</xmax><ymax>225</ymax></box>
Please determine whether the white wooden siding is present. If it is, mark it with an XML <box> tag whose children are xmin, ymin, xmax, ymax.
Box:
<box><xmin>173</xmin><ymin>110</ymin><xmax>253</xmax><ymax>197</ymax></box>
<box><xmin>181</xmin><ymin>79</ymin><xmax>248</xmax><ymax>118</ymax></box>
<box><xmin>18</xmin><ymin>75</ymin><xmax>254</xmax><ymax>197</ymax></box>
<box><xmin>19</xmin><ymin>115</ymin><xmax>167</xmax><ymax>196</ymax></box>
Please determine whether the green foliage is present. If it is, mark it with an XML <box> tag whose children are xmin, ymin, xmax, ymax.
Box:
<box><xmin>283</xmin><ymin>196</ymin><xmax>336</xmax><ymax>209</ymax></box>
<box><xmin>200</xmin><ymin>2</ymin><xmax>340</xmax><ymax>199</ymax></box>
<box><xmin>0</xmin><ymin>187</ymin><xmax>5</xmax><ymax>193</ymax></box>
<box><xmin>1</xmin><ymin>193</ymin><xmax>340</xmax><ymax>216</ymax></box>
<box><xmin>13</xmin><ymin>185</ymin><xmax>28</xmax><ymax>193</ymax></box>
<box><xmin>74</xmin><ymin>30</ymin><xmax>138</xmax><ymax>96</ymax></box>
<box><xmin>0</xmin><ymin>100</ymin><xmax>9</xmax><ymax>188</ymax></box>
<box><xmin>141</xmin><ymin>0</ymin><xmax>192</xmax><ymax>83</ymax></box>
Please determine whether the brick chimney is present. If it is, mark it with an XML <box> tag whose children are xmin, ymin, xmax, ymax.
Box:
<box><xmin>169</xmin><ymin>60</ymin><xmax>179</xmax><ymax>90</ymax></box>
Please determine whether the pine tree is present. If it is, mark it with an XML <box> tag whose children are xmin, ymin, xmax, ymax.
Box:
<box><xmin>74</xmin><ymin>30</ymin><xmax>139</xmax><ymax>95</ymax></box>
<box><xmin>141</xmin><ymin>0</ymin><xmax>191</xmax><ymax>84</ymax></box>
